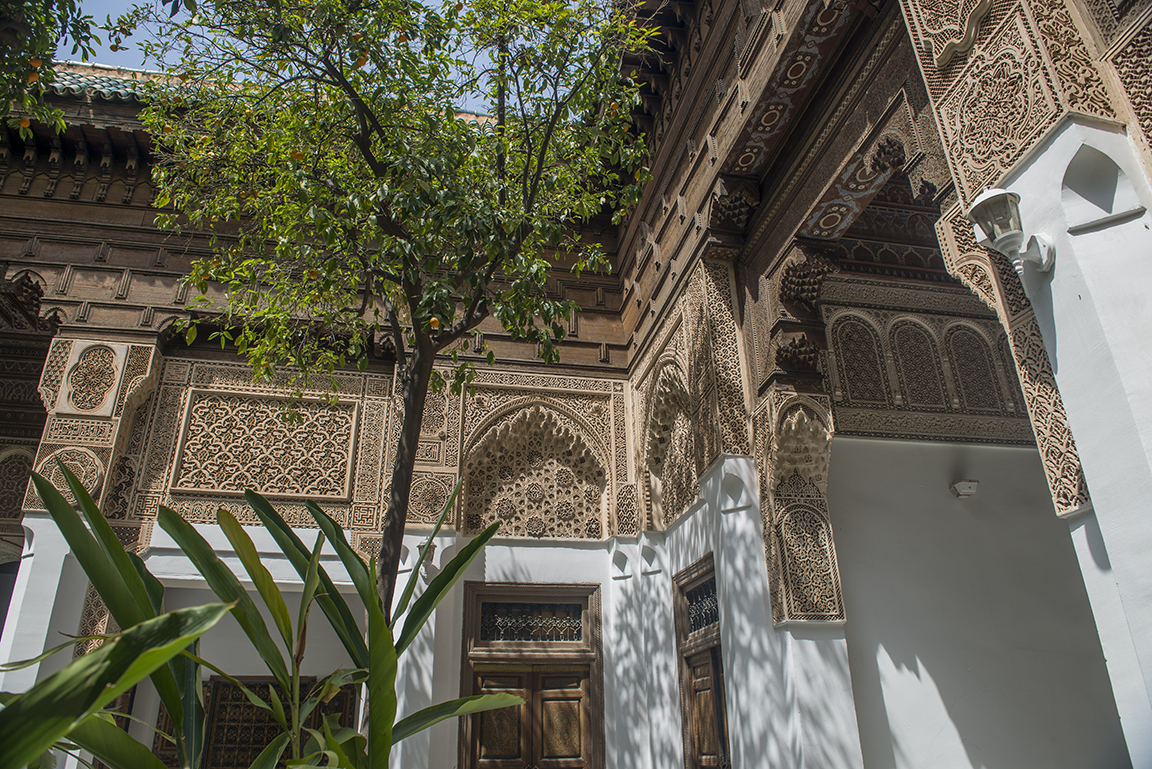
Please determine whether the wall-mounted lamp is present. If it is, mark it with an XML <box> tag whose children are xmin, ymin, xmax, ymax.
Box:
<box><xmin>966</xmin><ymin>188</ymin><xmax>1054</xmax><ymax>277</ymax></box>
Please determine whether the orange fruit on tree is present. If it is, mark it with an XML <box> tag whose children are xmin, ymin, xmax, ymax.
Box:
<box><xmin>18</xmin><ymin>117</ymin><xmax>30</xmax><ymax>128</ymax></box>
<box><xmin>429</xmin><ymin>316</ymin><xmax>440</xmax><ymax>328</ymax></box>
<box><xmin>29</xmin><ymin>57</ymin><xmax>42</xmax><ymax>68</ymax></box>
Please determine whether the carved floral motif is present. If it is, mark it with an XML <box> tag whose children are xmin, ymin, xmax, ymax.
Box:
<box><xmin>464</xmin><ymin>405</ymin><xmax>605</xmax><ymax>539</ymax></box>
<box><xmin>68</xmin><ymin>346</ymin><xmax>116</xmax><ymax>411</ymax></box>
<box><xmin>936</xmin><ymin>13</ymin><xmax>1058</xmax><ymax>203</ymax></box>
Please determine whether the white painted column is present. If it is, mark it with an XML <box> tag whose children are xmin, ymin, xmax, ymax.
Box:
<box><xmin>1066</xmin><ymin>511</ymin><xmax>1152</xmax><ymax>766</ymax></box>
<box><xmin>1003</xmin><ymin>118</ymin><xmax>1152</xmax><ymax>764</ymax></box>
<box><xmin>707</xmin><ymin>456</ymin><xmax>864</xmax><ymax>769</ymax></box>
<box><xmin>0</xmin><ymin>514</ymin><xmax>72</xmax><ymax>692</ymax></box>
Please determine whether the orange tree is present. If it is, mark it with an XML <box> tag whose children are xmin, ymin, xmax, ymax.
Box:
<box><xmin>129</xmin><ymin>0</ymin><xmax>652</xmax><ymax>615</ymax></box>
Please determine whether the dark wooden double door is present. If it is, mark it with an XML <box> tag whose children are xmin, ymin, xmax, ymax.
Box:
<box><xmin>472</xmin><ymin>666</ymin><xmax>591</xmax><ymax>769</ymax></box>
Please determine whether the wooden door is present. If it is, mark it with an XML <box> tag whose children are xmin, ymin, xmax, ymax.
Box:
<box><xmin>473</xmin><ymin>667</ymin><xmax>590</xmax><ymax>769</ymax></box>
<box><xmin>686</xmin><ymin>648</ymin><xmax>730</xmax><ymax>769</ymax></box>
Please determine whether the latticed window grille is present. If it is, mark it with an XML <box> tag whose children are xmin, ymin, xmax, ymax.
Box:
<box><xmin>480</xmin><ymin>602</ymin><xmax>583</xmax><ymax>642</ymax></box>
<box><xmin>686</xmin><ymin>577</ymin><xmax>719</xmax><ymax>634</ymax></box>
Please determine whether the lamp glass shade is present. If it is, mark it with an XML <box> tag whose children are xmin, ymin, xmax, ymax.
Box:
<box><xmin>967</xmin><ymin>188</ymin><xmax>1023</xmax><ymax>253</ymax></box>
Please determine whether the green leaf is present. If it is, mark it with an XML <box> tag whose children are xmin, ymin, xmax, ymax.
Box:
<box><xmin>0</xmin><ymin>603</ymin><xmax>229</xmax><ymax>769</ymax></box>
<box><xmin>392</xmin><ymin>693</ymin><xmax>524</xmax><ymax>744</ymax></box>
<box><xmin>29</xmin><ymin>472</ymin><xmax>187</xmax><ymax>737</ymax></box>
<box><xmin>60</xmin><ymin>464</ymin><xmax>156</xmax><ymax>624</ymax></box>
<box><xmin>217</xmin><ymin>509</ymin><xmax>294</xmax><ymax>652</ymax></box>
<box><xmin>0</xmin><ymin>635</ymin><xmax>113</xmax><ymax>672</ymax></box>
<box><xmin>394</xmin><ymin>521</ymin><xmax>500</xmax><ymax>655</ymax></box>
<box><xmin>67</xmin><ymin>712</ymin><xmax>169</xmax><ymax>769</ymax></box>
<box><xmin>245</xmin><ymin>732</ymin><xmax>290</xmax><ymax>769</ymax></box>
<box><xmin>128</xmin><ymin>552</ymin><xmax>165</xmax><ymax>616</ymax></box>
<box><xmin>157</xmin><ymin>507</ymin><xmax>291</xmax><ymax>691</ymax></box>
<box><xmin>367</xmin><ymin>559</ymin><xmax>396</xmax><ymax>769</ymax></box>
<box><xmin>246</xmin><ymin>491</ymin><xmax>368</xmax><ymax>669</ymax></box>
<box><xmin>393</xmin><ymin>478</ymin><xmax>460</xmax><ymax>623</ymax></box>
<box><xmin>297</xmin><ymin>530</ymin><xmax>326</xmax><ymax>654</ymax></box>
<box><xmin>179</xmin><ymin>638</ymin><xmax>205</xmax><ymax>769</ymax></box>
<box><xmin>305</xmin><ymin>500</ymin><xmax>373</xmax><ymax>613</ymax></box>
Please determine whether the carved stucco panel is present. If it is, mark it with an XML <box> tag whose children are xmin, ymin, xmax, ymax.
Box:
<box><xmin>754</xmin><ymin>395</ymin><xmax>845</xmax><ymax>623</ymax></box>
<box><xmin>1112</xmin><ymin>20</ymin><xmax>1152</xmax><ymax>148</ymax></box>
<box><xmin>702</xmin><ymin>261</ymin><xmax>752</xmax><ymax>457</ymax></box>
<box><xmin>903</xmin><ymin>0</ymin><xmax>993</xmax><ymax>68</ymax></box>
<box><xmin>463</xmin><ymin>404</ymin><xmax>606</xmax><ymax>539</ymax></box>
<box><xmin>936</xmin><ymin>10</ymin><xmax>1060</xmax><ymax>203</ymax></box>
<box><xmin>171</xmin><ymin>392</ymin><xmax>359</xmax><ymax>499</ymax></box>
<box><xmin>937</xmin><ymin>204</ymin><xmax>1091</xmax><ymax>515</ymax></box>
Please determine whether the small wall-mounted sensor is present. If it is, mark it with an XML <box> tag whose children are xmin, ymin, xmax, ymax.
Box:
<box><xmin>950</xmin><ymin>480</ymin><xmax>979</xmax><ymax>498</ymax></box>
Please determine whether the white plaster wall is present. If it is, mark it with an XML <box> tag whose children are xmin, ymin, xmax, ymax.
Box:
<box><xmin>1</xmin><ymin>463</ymin><xmax>866</xmax><ymax>769</ymax></box>
<box><xmin>418</xmin><ymin>455</ymin><xmax>863</xmax><ymax>769</ymax></box>
<box><xmin>827</xmin><ymin>436</ymin><xmax>1129</xmax><ymax>769</ymax></box>
<box><xmin>1002</xmin><ymin>116</ymin><xmax>1152</xmax><ymax>763</ymax></box>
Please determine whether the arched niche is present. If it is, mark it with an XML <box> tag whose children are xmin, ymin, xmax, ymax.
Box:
<box><xmin>1062</xmin><ymin>144</ymin><xmax>1145</xmax><ymax>233</ymax></box>
<box><xmin>463</xmin><ymin>404</ymin><xmax>606</xmax><ymax>539</ymax></box>
<box><xmin>774</xmin><ymin>499</ymin><xmax>844</xmax><ymax>621</ymax></box>
<box><xmin>891</xmin><ymin>320</ymin><xmax>947</xmax><ymax>409</ymax></box>
<box><xmin>831</xmin><ymin>315</ymin><xmax>890</xmax><ymax>407</ymax></box>
<box><xmin>945</xmin><ymin>325</ymin><xmax>1003</xmax><ymax>413</ymax></box>
<box><xmin>644</xmin><ymin>362</ymin><xmax>697</xmax><ymax>529</ymax></box>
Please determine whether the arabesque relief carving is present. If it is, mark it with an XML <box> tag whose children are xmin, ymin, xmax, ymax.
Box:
<box><xmin>463</xmin><ymin>405</ymin><xmax>606</xmax><ymax>539</ymax></box>
<box><xmin>755</xmin><ymin>397</ymin><xmax>845</xmax><ymax>623</ymax></box>
<box><xmin>172</xmin><ymin>392</ymin><xmax>358</xmax><ymax>499</ymax></box>
<box><xmin>937</xmin><ymin>205</ymin><xmax>1091</xmax><ymax>515</ymax></box>
<box><xmin>645</xmin><ymin>363</ymin><xmax>699</xmax><ymax>528</ymax></box>
<box><xmin>822</xmin><ymin>295</ymin><xmax>1033</xmax><ymax>445</ymax></box>
<box><xmin>67</xmin><ymin>345</ymin><xmax>116</xmax><ymax>411</ymax></box>
<box><xmin>905</xmin><ymin>0</ymin><xmax>992</xmax><ymax>67</ymax></box>
<box><xmin>936</xmin><ymin>12</ymin><xmax>1058</xmax><ymax>203</ymax></box>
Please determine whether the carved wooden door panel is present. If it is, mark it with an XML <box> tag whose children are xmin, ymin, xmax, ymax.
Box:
<box><xmin>535</xmin><ymin>672</ymin><xmax>588</xmax><ymax>769</ymax></box>
<box><xmin>686</xmin><ymin>649</ymin><xmax>730</xmax><ymax>769</ymax></box>
<box><xmin>473</xmin><ymin>668</ymin><xmax>590</xmax><ymax>769</ymax></box>
<box><xmin>475</xmin><ymin>672</ymin><xmax>532</xmax><ymax>768</ymax></box>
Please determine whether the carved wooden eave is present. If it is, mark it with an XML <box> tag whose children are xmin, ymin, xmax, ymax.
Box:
<box><xmin>0</xmin><ymin>121</ymin><xmax>152</xmax><ymax>205</ymax></box>
<box><xmin>721</xmin><ymin>0</ymin><xmax>873</xmax><ymax>179</ymax></box>
<box><xmin>0</xmin><ymin>273</ymin><xmax>64</xmax><ymax>336</ymax></box>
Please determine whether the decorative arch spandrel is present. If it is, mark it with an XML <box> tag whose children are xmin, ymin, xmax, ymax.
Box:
<box><xmin>643</xmin><ymin>361</ymin><xmax>699</xmax><ymax>530</ymax></box>
<box><xmin>462</xmin><ymin>404</ymin><xmax>607</xmax><ymax>539</ymax></box>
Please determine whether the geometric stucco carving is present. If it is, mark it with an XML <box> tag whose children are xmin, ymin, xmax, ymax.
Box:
<box><xmin>904</xmin><ymin>0</ymin><xmax>992</xmax><ymax>68</ymax></box>
<box><xmin>67</xmin><ymin>345</ymin><xmax>117</xmax><ymax>411</ymax></box>
<box><xmin>645</xmin><ymin>362</ymin><xmax>698</xmax><ymax>529</ymax></box>
<box><xmin>463</xmin><ymin>404</ymin><xmax>606</xmax><ymax>539</ymax></box>
<box><xmin>755</xmin><ymin>396</ymin><xmax>846</xmax><ymax>623</ymax></box>
<box><xmin>904</xmin><ymin>0</ymin><xmax>1115</xmax><ymax>208</ymax></box>
<box><xmin>24</xmin><ymin>340</ymin><xmax>162</xmax><ymax>517</ymax></box>
<box><xmin>937</xmin><ymin>204</ymin><xmax>1091</xmax><ymax>515</ymax></box>
<box><xmin>771</xmin><ymin>407</ymin><xmax>832</xmax><ymax>493</ymax></box>
<box><xmin>171</xmin><ymin>391</ymin><xmax>359</xmax><ymax>499</ymax></box>
<box><xmin>822</xmin><ymin>292</ymin><xmax>1034</xmax><ymax>445</ymax></box>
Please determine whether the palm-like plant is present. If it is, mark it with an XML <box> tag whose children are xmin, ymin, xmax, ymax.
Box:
<box><xmin>0</xmin><ymin>465</ymin><xmax>519</xmax><ymax>769</ymax></box>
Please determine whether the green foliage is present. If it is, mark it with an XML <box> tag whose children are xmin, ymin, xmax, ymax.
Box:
<box><xmin>27</xmin><ymin>467</ymin><xmax>205</xmax><ymax>769</ymax></box>
<box><xmin>0</xmin><ymin>0</ymin><xmax>97</xmax><ymax>137</ymax></box>
<box><xmin>0</xmin><ymin>602</ymin><xmax>230</xmax><ymax>769</ymax></box>
<box><xmin>125</xmin><ymin>0</ymin><xmax>652</xmax><ymax>390</ymax></box>
<box><xmin>3</xmin><ymin>467</ymin><xmax>520</xmax><ymax>768</ymax></box>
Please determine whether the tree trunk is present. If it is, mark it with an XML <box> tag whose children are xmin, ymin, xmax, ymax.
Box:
<box><xmin>377</xmin><ymin>349</ymin><xmax>434</xmax><ymax>623</ymax></box>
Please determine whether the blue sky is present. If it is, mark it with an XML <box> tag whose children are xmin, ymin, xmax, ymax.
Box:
<box><xmin>57</xmin><ymin>0</ymin><xmax>156</xmax><ymax>69</ymax></box>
